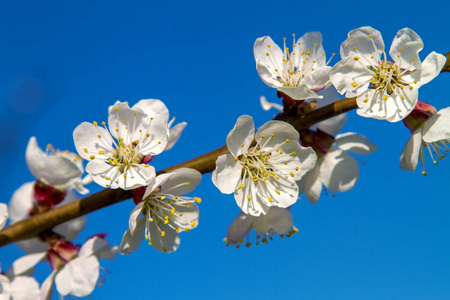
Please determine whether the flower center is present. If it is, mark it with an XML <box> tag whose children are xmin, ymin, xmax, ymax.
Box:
<box><xmin>108</xmin><ymin>138</ymin><xmax>143</xmax><ymax>173</ymax></box>
<box><xmin>369</xmin><ymin>60</ymin><xmax>412</xmax><ymax>96</ymax></box>
<box><xmin>238</xmin><ymin>147</ymin><xmax>278</xmax><ymax>183</ymax></box>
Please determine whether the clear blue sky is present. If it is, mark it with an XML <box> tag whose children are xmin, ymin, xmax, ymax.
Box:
<box><xmin>1</xmin><ymin>1</ymin><xmax>450</xmax><ymax>299</ymax></box>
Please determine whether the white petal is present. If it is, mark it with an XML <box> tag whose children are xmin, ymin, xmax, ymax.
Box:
<box><xmin>107</xmin><ymin>103</ymin><xmax>148</xmax><ymax>141</ymax></box>
<box><xmin>340</xmin><ymin>26</ymin><xmax>384</xmax><ymax>60</ymax></box>
<box><xmin>26</xmin><ymin>137</ymin><xmax>81</xmax><ymax>186</ymax></box>
<box><xmin>161</xmin><ymin>168</ymin><xmax>202</xmax><ymax>196</ymax></box>
<box><xmin>256</xmin><ymin>120</ymin><xmax>299</xmax><ymax>150</ymax></box>
<box><xmin>252</xmin><ymin>207</ymin><xmax>293</xmax><ymax>235</ymax></box>
<box><xmin>137</xmin><ymin>116</ymin><xmax>171</xmax><ymax>155</ymax></box>
<box><xmin>119</xmin><ymin>218</ymin><xmax>146</xmax><ymax>255</ymax></box>
<box><xmin>320</xmin><ymin>149</ymin><xmax>359</xmax><ymax>192</ymax></box>
<box><xmin>260</xmin><ymin>96</ymin><xmax>283</xmax><ymax>112</ymax></box>
<box><xmin>234</xmin><ymin>179</ymin><xmax>270</xmax><ymax>217</ymax></box>
<box><xmin>211</xmin><ymin>154</ymin><xmax>242</xmax><ymax>194</ymax></box>
<box><xmin>256</xmin><ymin>60</ymin><xmax>282</xmax><ymax>88</ymax></box>
<box><xmin>16</xmin><ymin>238</ymin><xmax>48</xmax><ymax>254</ymax></box>
<box><xmin>254</xmin><ymin>36</ymin><xmax>284</xmax><ymax>87</ymax></box>
<box><xmin>39</xmin><ymin>271</ymin><xmax>57</xmax><ymax>300</ymax></box>
<box><xmin>297</xmin><ymin>31</ymin><xmax>326</xmax><ymax>65</ymax></box>
<box><xmin>73</xmin><ymin>123</ymin><xmax>115</xmax><ymax>161</ymax></box>
<box><xmin>330</xmin><ymin>57</ymin><xmax>372</xmax><ymax>97</ymax></box>
<box><xmin>334</xmin><ymin>132</ymin><xmax>377</xmax><ymax>154</ymax></box>
<box><xmin>422</xmin><ymin>107</ymin><xmax>450</xmax><ymax>142</ymax></box>
<box><xmin>148</xmin><ymin>221</ymin><xmax>180</xmax><ymax>253</ymax></box>
<box><xmin>132</xmin><ymin>99</ymin><xmax>170</xmax><ymax>123</ymax></box>
<box><xmin>11</xmin><ymin>252</ymin><xmax>46</xmax><ymax>276</ymax></box>
<box><xmin>400</xmin><ymin>130</ymin><xmax>422</xmax><ymax>172</ymax></box>
<box><xmin>143</xmin><ymin>173</ymin><xmax>173</xmax><ymax>199</ymax></box>
<box><xmin>301</xmin><ymin>164</ymin><xmax>323</xmax><ymax>204</ymax></box>
<box><xmin>78</xmin><ymin>236</ymin><xmax>108</xmax><ymax>258</ymax></box>
<box><xmin>0</xmin><ymin>274</ymin><xmax>11</xmax><ymax>300</ymax></box>
<box><xmin>302</xmin><ymin>66</ymin><xmax>332</xmax><ymax>92</ymax></box>
<box><xmin>128</xmin><ymin>202</ymin><xmax>144</xmax><ymax>234</ymax></box>
<box><xmin>55</xmin><ymin>256</ymin><xmax>99</xmax><ymax>297</ymax></box>
<box><xmin>226</xmin><ymin>212</ymin><xmax>253</xmax><ymax>244</ymax></box>
<box><xmin>226</xmin><ymin>115</ymin><xmax>255</xmax><ymax>156</ymax></box>
<box><xmin>169</xmin><ymin>203</ymin><xmax>199</xmax><ymax>230</ymax></box>
<box><xmin>0</xmin><ymin>203</ymin><xmax>8</xmax><ymax>230</ymax></box>
<box><xmin>417</xmin><ymin>51</ymin><xmax>447</xmax><ymax>87</ymax></box>
<box><xmin>165</xmin><ymin>122</ymin><xmax>187</xmax><ymax>150</ymax></box>
<box><xmin>314</xmin><ymin>87</ymin><xmax>348</xmax><ymax>135</ymax></box>
<box><xmin>390</xmin><ymin>28</ymin><xmax>423</xmax><ymax>70</ymax></box>
<box><xmin>277</xmin><ymin>85</ymin><xmax>320</xmax><ymax>101</ymax></box>
<box><xmin>8</xmin><ymin>182</ymin><xmax>34</xmax><ymax>223</ymax></box>
<box><xmin>10</xmin><ymin>276</ymin><xmax>40</xmax><ymax>300</ymax></box>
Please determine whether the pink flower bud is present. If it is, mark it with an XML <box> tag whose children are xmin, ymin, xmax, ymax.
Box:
<box><xmin>403</xmin><ymin>101</ymin><xmax>438</xmax><ymax>132</ymax></box>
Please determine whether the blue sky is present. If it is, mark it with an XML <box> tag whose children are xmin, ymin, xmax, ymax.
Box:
<box><xmin>1</xmin><ymin>0</ymin><xmax>450</xmax><ymax>299</ymax></box>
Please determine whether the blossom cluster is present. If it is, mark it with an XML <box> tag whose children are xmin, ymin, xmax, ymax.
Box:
<box><xmin>0</xmin><ymin>25</ymin><xmax>448</xmax><ymax>298</ymax></box>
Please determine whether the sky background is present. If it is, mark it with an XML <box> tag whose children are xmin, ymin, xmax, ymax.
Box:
<box><xmin>1</xmin><ymin>0</ymin><xmax>450</xmax><ymax>299</ymax></box>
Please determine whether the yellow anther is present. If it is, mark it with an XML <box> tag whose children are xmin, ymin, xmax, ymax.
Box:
<box><xmin>146</xmin><ymin>133</ymin><xmax>150</xmax><ymax>137</ymax></box>
<box><xmin>101</xmin><ymin>121</ymin><xmax>106</xmax><ymax>126</ymax></box>
<box><xmin>290</xmin><ymin>172</ymin><xmax>295</xmax><ymax>177</ymax></box>
<box><xmin>352</xmin><ymin>82</ymin><xmax>358</xmax><ymax>87</ymax></box>
<box><xmin>270</xmin><ymin>134</ymin><xmax>274</xmax><ymax>137</ymax></box>
<box><xmin>412</xmin><ymin>58</ymin><xmax>416</xmax><ymax>61</ymax></box>
<box><xmin>383</xmin><ymin>95</ymin><xmax>389</xmax><ymax>101</ymax></box>
<box><xmin>105</xmin><ymin>177</ymin><xmax>111</xmax><ymax>181</ymax></box>
<box><xmin>145</xmin><ymin>164</ymin><xmax>150</xmax><ymax>168</ymax></box>
<box><xmin>363</xmin><ymin>98</ymin><xmax>369</xmax><ymax>103</ymax></box>
<box><xmin>314</xmin><ymin>43</ymin><xmax>317</xmax><ymax>46</ymax></box>
<box><xmin>239</xmin><ymin>238</ymin><xmax>244</xmax><ymax>244</ymax></box>
<box><xmin>145</xmin><ymin>234</ymin><xmax>149</xmax><ymax>240</ymax></box>
<box><xmin>354</xmin><ymin>56</ymin><xmax>359</xmax><ymax>61</ymax></box>
<box><xmin>195</xmin><ymin>197</ymin><xmax>202</xmax><ymax>203</ymax></box>
<box><xmin>223</xmin><ymin>237</ymin><xmax>228</xmax><ymax>242</ymax></box>
<box><xmin>422</xmin><ymin>171</ymin><xmax>427</xmax><ymax>176</ymax></box>
<box><xmin>191</xmin><ymin>221</ymin><xmax>196</xmax><ymax>227</ymax></box>
<box><xmin>97</xmin><ymin>134</ymin><xmax>101</xmax><ymax>138</ymax></box>
<box><xmin>267</xmin><ymin>44</ymin><xmax>271</xmax><ymax>48</ymax></box>
<box><xmin>171</xmin><ymin>208</ymin><xmax>176</xmax><ymax>214</ymax></box>
<box><xmin>179</xmin><ymin>212</ymin><xmax>184</xmax><ymax>217</ymax></box>
<box><xmin>161</xmin><ymin>231</ymin><xmax>166</xmax><ymax>237</ymax></box>
<box><xmin>275</xmin><ymin>190</ymin><xmax>281</xmax><ymax>195</ymax></box>
<box><xmin>164</xmin><ymin>219</ymin><xmax>169</xmax><ymax>225</ymax></box>
<box><xmin>98</xmin><ymin>150</ymin><xmax>104</xmax><ymax>155</ymax></box>
<box><xmin>186</xmin><ymin>182</ymin><xmax>190</xmax><ymax>186</ymax></box>
<box><xmin>93</xmin><ymin>121</ymin><xmax>98</xmax><ymax>126</ymax></box>
<box><xmin>409</xmin><ymin>86</ymin><xmax>414</xmax><ymax>90</ymax></box>
<box><xmin>295</xmin><ymin>167</ymin><xmax>299</xmax><ymax>171</ymax></box>
<box><xmin>148</xmin><ymin>218</ymin><xmax>153</xmax><ymax>222</ymax></box>
<box><xmin>368</xmin><ymin>34</ymin><xmax>373</xmax><ymax>38</ymax></box>
<box><xmin>162</xmin><ymin>247</ymin><xmax>167</xmax><ymax>253</ymax></box>
<box><xmin>123</xmin><ymin>173</ymin><xmax>127</xmax><ymax>178</ymax></box>
<box><xmin>238</xmin><ymin>184</ymin><xmax>243</xmax><ymax>189</ymax></box>
<box><xmin>234</xmin><ymin>156</ymin><xmax>239</xmax><ymax>162</ymax></box>
<box><xmin>353</xmin><ymin>47</ymin><xmax>357</xmax><ymax>50</ymax></box>
<box><xmin>268</xmin><ymin>197</ymin><xmax>273</xmax><ymax>202</ymax></box>
<box><xmin>185</xmin><ymin>228</ymin><xmax>191</xmax><ymax>232</ymax></box>
<box><xmin>148</xmin><ymin>240</ymin><xmax>153</xmax><ymax>245</ymax></box>
<box><xmin>161</xmin><ymin>196</ymin><xmax>166</xmax><ymax>200</ymax></box>
<box><xmin>401</xmin><ymin>95</ymin><xmax>405</xmax><ymax>100</ymax></box>
<box><xmin>266</xmin><ymin>52</ymin><xmax>269</xmax><ymax>56</ymax></box>
<box><xmin>247</xmin><ymin>195</ymin><xmax>251</xmax><ymax>201</ymax></box>
<box><xmin>261</xmin><ymin>134</ymin><xmax>265</xmax><ymax>138</ymax></box>
<box><xmin>114</xmin><ymin>107</ymin><xmax>119</xmax><ymax>111</ymax></box>
<box><xmin>284</xmin><ymin>162</ymin><xmax>288</xmax><ymax>165</ymax></box>
<box><xmin>176</xmin><ymin>228</ymin><xmax>181</xmax><ymax>233</ymax></box>
<box><xmin>83</xmin><ymin>148</ymin><xmax>88</xmax><ymax>153</ymax></box>
<box><xmin>89</xmin><ymin>155</ymin><xmax>95</xmax><ymax>160</ymax></box>
<box><xmin>115</xmin><ymin>128</ymin><xmax>119</xmax><ymax>132</ymax></box>
<box><xmin>285</xmin><ymin>139</ymin><xmax>290</xmax><ymax>143</ymax></box>
<box><xmin>291</xmin><ymin>151</ymin><xmax>296</xmax><ymax>155</ymax></box>
<box><xmin>241</xmin><ymin>143</ymin><xmax>245</xmax><ymax>147</ymax></box>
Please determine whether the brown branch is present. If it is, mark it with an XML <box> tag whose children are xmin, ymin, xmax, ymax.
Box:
<box><xmin>0</xmin><ymin>96</ymin><xmax>404</xmax><ymax>248</ymax></box>
<box><xmin>442</xmin><ymin>51</ymin><xmax>450</xmax><ymax>73</ymax></box>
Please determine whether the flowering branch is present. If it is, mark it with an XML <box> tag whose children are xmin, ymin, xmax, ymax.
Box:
<box><xmin>0</xmin><ymin>97</ymin><xmax>358</xmax><ymax>248</ymax></box>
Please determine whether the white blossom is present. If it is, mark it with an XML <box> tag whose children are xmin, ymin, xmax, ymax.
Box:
<box><xmin>225</xmin><ymin>207</ymin><xmax>297</xmax><ymax>248</ymax></box>
<box><xmin>401</xmin><ymin>102</ymin><xmax>450</xmax><ymax>175</ymax></box>
<box><xmin>254</xmin><ymin>32</ymin><xmax>333</xmax><ymax>100</ymax></box>
<box><xmin>330</xmin><ymin>26</ymin><xmax>446</xmax><ymax>122</ymax></box>
<box><xmin>120</xmin><ymin>168</ymin><xmax>201</xmax><ymax>254</ymax></box>
<box><xmin>73</xmin><ymin>100</ymin><xmax>171</xmax><ymax>190</ymax></box>
<box><xmin>212</xmin><ymin>115</ymin><xmax>317</xmax><ymax>216</ymax></box>
<box><xmin>0</xmin><ymin>257</ymin><xmax>40</xmax><ymax>300</ymax></box>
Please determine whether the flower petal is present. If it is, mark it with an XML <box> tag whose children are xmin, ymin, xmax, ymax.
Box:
<box><xmin>417</xmin><ymin>51</ymin><xmax>447</xmax><ymax>87</ymax></box>
<box><xmin>334</xmin><ymin>132</ymin><xmax>377</xmax><ymax>154</ymax></box>
<box><xmin>300</xmin><ymin>164</ymin><xmax>323</xmax><ymax>204</ymax></box>
<box><xmin>11</xmin><ymin>252</ymin><xmax>46</xmax><ymax>276</ymax></box>
<box><xmin>143</xmin><ymin>173</ymin><xmax>173</xmax><ymax>199</ymax></box>
<box><xmin>297</xmin><ymin>31</ymin><xmax>326</xmax><ymax>65</ymax></box>
<box><xmin>226</xmin><ymin>212</ymin><xmax>253</xmax><ymax>245</ymax></box>
<box><xmin>400</xmin><ymin>130</ymin><xmax>422</xmax><ymax>172</ymax></box>
<box><xmin>422</xmin><ymin>107</ymin><xmax>450</xmax><ymax>142</ymax></box>
<box><xmin>277</xmin><ymin>85</ymin><xmax>320</xmax><ymax>101</ymax></box>
<box><xmin>148</xmin><ymin>221</ymin><xmax>180</xmax><ymax>253</ymax></box>
<box><xmin>302</xmin><ymin>66</ymin><xmax>332</xmax><ymax>92</ymax></box>
<box><xmin>55</xmin><ymin>256</ymin><xmax>99</xmax><ymax>297</ymax></box>
<box><xmin>256</xmin><ymin>120</ymin><xmax>299</xmax><ymax>150</ymax></box>
<box><xmin>340</xmin><ymin>26</ymin><xmax>384</xmax><ymax>61</ymax></box>
<box><xmin>330</xmin><ymin>56</ymin><xmax>372</xmax><ymax>97</ymax></box>
<box><xmin>40</xmin><ymin>270</ymin><xmax>57</xmax><ymax>300</ymax></box>
<box><xmin>8</xmin><ymin>182</ymin><xmax>34</xmax><ymax>223</ymax></box>
<box><xmin>26</xmin><ymin>137</ymin><xmax>82</xmax><ymax>186</ymax></box>
<box><xmin>165</xmin><ymin>122</ymin><xmax>187</xmax><ymax>151</ymax></box>
<box><xmin>128</xmin><ymin>202</ymin><xmax>144</xmax><ymax>234</ymax></box>
<box><xmin>252</xmin><ymin>207</ymin><xmax>293</xmax><ymax>235</ymax></box>
<box><xmin>161</xmin><ymin>168</ymin><xmax>202</xmax><ymax>196</ymax></box>
<box><xmin>320</xmin><ymin>148</ymin><xmax>359</xmax><ymax>192</ymax></box>
<box><xmin>10</xmin><ymin>276</ymin><xmax>40</xmax><ymax>300</ymax></box>
<box><xmin>78</xmin><ymin>236</ymin><xmax>108</xmax><ymax>258</ymax></box>
<box><xmin>260</xmin><ymin>96</ymin><xmax>283</xmax><ymax>112</ymax></box>
<box><xmin>226</xmin><ymin>115</ymin><xmax>255</xmax><ymax>156</ymax></box>
<box><xmin>212</xmin><ymin>154</ymin><xmax>242</xmax><ymax>194</ymax></box>
<box><xmin>132</xmin><ymin>99</ymin><xmax>170</xmax><ymax>123</ymax></box>
<box><xmin>119</xmin><ymin>218</ymin><xmax>146</xmax><ymax>255</ymax></box>
<box><xmin>73</xmin><ymin>122</ymin><xmax>115</xmax><ymax>161</ymax></box>
<box><xmin>390</xmin><ymin>28</ymin><xmax>423</xmax><ymax>71</ymax></box>
<box><xmin>0</xmin><ymin>203</ymin><xmax>8</xmax><ymax>230</ymax></box>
